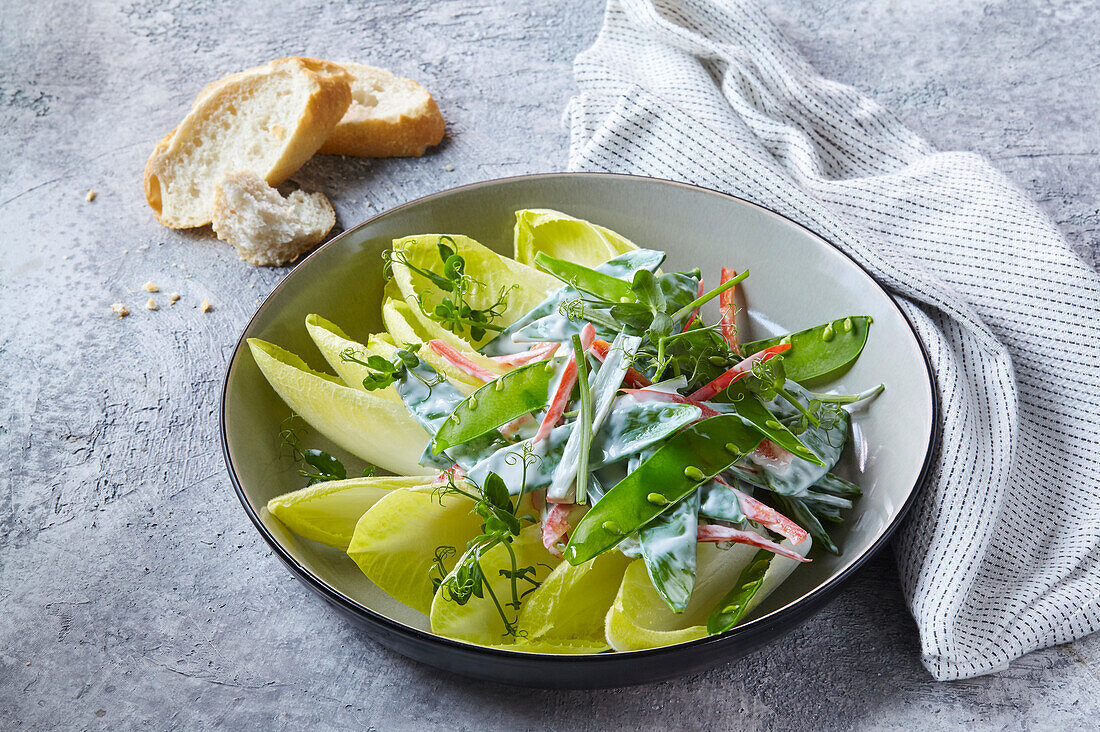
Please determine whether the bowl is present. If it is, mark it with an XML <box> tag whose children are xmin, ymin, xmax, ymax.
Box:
<box><xmin>221</xmin><ymin>173</ymin><xmax>937</xmax><ymax>688</ymax></box>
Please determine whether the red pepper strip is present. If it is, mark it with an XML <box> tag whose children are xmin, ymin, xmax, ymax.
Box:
<box><xmin>500</xmin><ymin>412</ymin><xmax>535</xmax><ymax>439</ymax></box>
<box><xmin>751</xmin><ymin>438</ymin><xmax>794</xmax><ymax>469</ymax></box>
<box><xmin>591</xmin><ymin>339</ymin><xmax>652</xmax><ymax>388</ymax></box>
<box><xmin>719</xmin><ymin>268</ymin><xmax>742</xmax><ymax>355</ymax></box>
<box><xmin>489</xmin><ymin>341</ymin><xmax>560</xmax><ymax>367</ymax></box>
<box><xmin>542</xmin><ymin>502</ymin><xmax>584</xmax><ymax>558</ymax></box>
<box><xmin>681</xmin><ymin>279</ymin><xmax>706</xmax><ymax>333</ymax></box>
<box><xmin>621</xmin><ymin>388</ymin><xmax>722</xmax><ymax>419</ymax></box>
<box><xmin>428</xmin><ymin>340</ymin><xmax>500</xmax><ymax>382</ymax></box>
<box><xmin>533</xmin><ymin>323</ymin><xmax>596</xmax><ymax>444</ymax></box>
<box><xmin>697</xmin><ymin>524</ymin><xmax>810</xmax><ymax>562</ymax></box>
<box><xmin>688</xmin><ymin>343</ymin><xmax>792</xmax><ymax>401</ymax></box>
<box><xmin>711</xmin><ymin>475</ymin><xmax>807</xmax><ymax>544</ymax></box>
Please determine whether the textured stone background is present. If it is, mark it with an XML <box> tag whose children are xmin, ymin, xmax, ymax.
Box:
<box><xmin>2</xmin><ymin>0</ymin><xmax>1098</xmax><ymax>729</ymax></box>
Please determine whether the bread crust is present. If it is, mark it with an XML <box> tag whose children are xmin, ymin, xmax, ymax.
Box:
<box><xmin>144</xmin><ymin>57</ymin><xmax>352</xmax><ymax>228</ymax></box>
<box><xmin>318</xmin><ymin>63</ymin><xmax>445</xmax><ymax>158</ymax></box>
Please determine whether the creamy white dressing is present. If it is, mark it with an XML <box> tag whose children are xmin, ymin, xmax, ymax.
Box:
<box><xmin>548</xmin><ymin>333</ymin><xmax>640</xmax><ymax>501</ymax></box>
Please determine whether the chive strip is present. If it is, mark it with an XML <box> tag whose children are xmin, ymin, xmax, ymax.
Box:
<box><xmin>571</xmin><ymin>334</ymin><xmax>593</xmax><ymax>505</ymax></box>
<box><xmin>670</xmin><ymin>270</ymin><xmax>749</xmax><ymax>321</ymax></box>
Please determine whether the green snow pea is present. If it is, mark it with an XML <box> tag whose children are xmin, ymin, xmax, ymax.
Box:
<box><xmin>707</xmin><ymin>550</ymin><xmax>772</xmax><ymax>634</ymax></box>
<box><xmin>721</xmin><ymin>380</ymin><xmax>826</xmax><ymax>466</ymax></box>
<box><xmin>773</xmin><ymin>495</ymin><xmax>839</xmax><ymax>555</ymax></box>
<box><xmin>431</xmin><ymin>359</ymin><xmax>557</xmax><ymax>453</ymax></box>
<box><xmin>533</xmin><ymin>252</ymin><xmax>636</xmax><ymax>304</ymax></box>
<box><xmin>639</xmin><ymin>489</ymin><xmax>700</xmax><ymax>613</ymax></box>
<box><xmin>564</xmin><ymin>415</ymin><xmax>764</xmax><ymax>565</ymax></box>
<box><xmin>815</xmin><ymin>472</ymin><xmax>862</xmax><ymax>497</ymax></box>
<box><xmin>741</xmin><ymin>316</ymin><xmax>872</xmax><ymax>385</ymax></box>
<box><xmin>483</xmin><ymin>249</ymin><xmax>666</xmax><ymax>356</ymax></box>
<box><xmin>391</xmin><ymin>353</ymin><xmax>506</xmax><ymax>469</ymax></box>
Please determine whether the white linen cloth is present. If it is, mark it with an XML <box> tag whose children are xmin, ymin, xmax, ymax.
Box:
<box><xmin>565</xmin><ymin>0</ymin><xmax>1100</xmax><ymax>680</ymax></box>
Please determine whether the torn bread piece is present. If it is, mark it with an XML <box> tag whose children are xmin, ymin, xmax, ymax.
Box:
<box><xmin>211</xmin><ymin>171</ymin><xmax>335</xmax><ymax>267</ymax></box>
<box><xmin>318</xmin><ymin>62</ymin><xmax>444</xmax><ymax>158</ymax></box>
<box><xmin>144</xmin><ymin>57</ymin><xmax>351</xmax><ymax>228</ymax></box>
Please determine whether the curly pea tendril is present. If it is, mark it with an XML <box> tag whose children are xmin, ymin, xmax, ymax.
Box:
<box><xmin>429</xmin><ymin>444</ymin><xmax>545</xmax><ymax>639</ymax></box>
<box><xmin>384</xmin><ymin>236</ymin><xmax>515</xmax><ymax>341</ymax></box>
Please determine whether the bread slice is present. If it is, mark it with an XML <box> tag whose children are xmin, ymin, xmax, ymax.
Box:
<box><xmin>211</xmin><ymin>171</ymin><xmax>335</xmax><ymax>266</ymax></box>
<box><xmin>318</xmin><ymin>63</ymin><xmax>445</xmax><ymax>157</ymax></box>
<box><xmin>144</xmin><ymin>57</ymin><xmax>351</xmax><ymax>228</ymax></box>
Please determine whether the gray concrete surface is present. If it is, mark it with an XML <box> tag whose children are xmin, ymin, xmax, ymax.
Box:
<box><xmin>2</xmin><ymin>0</ymin><xmax>1098</xmax><ymax>729</ymax></box>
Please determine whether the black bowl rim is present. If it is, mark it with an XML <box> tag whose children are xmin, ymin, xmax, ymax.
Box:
<box><xmin>220</xmin><ymin>171</ymin><xmax>940</xmax><ymax>666</ymax></box>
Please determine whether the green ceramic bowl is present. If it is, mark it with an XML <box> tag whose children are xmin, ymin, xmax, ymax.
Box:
<box><xmin>221</xmin><ymin>173</ymin><xmax>937</xmax><ymax>688</ymax></box>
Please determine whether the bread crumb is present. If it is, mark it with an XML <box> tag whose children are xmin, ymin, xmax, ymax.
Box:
<box><xmin>139</xmin><ymin>244</ymin><xmax>150</xmax><ymax>251</ymax></box>
<box><xmin>145</xmin><ymin>298</ymin><xmax>159</xmax><ymax>311</ymax></box>
<box><xmin>142</xmin><ymin>282</ymin><xmax>160</xmax><ymax>293</ymax></box>
<box><xmin>211</xmin><ymin>170</ymin><xmax>334</xmax><ymax>266</ymax></box>
<box><xmin>270</xmin><ymin>124</ymin><xmax>285</xmax><ymax>140</ymax></box>
<box><xmin>111</xmin><ymin>303</ymin><xmax>130</xmax><ymax>318</ymax></box>
<box><xmin>200</xmin><ymin>299</ymin><xmax>212</xmax><ymax>312</ymax></box>
<box><xmin>169</xmin><ymin>292</ymin><xmax>180</xmax><ymax>304</ymax></box>
<box><xmin>86</xmin><ymin>189</ymin><xmax>96</xmax><ymax>202</ymax></box>
<box><xmin>443</xmin><ymin>163</ymin><xmax>454</xmax><ymax>172</ymax></box>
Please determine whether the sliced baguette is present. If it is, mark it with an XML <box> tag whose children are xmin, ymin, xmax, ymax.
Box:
<box><xmin>318</xmin><ymin>62</ymin><xmax>445</xmax><ymax>157</ymax></box>
<box><xmin>144</xmin><ymin>57</ymin><xmax>351</xmax><ymax>228</ymax></box>
<box><xmin>211</xmin><ymin>171</ymin><xmax>335</xmax><ymax>267</ymax></box>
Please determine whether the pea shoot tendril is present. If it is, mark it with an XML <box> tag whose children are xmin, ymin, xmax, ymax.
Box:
<box><xmin>385</xmin><ymin>236</ymin><xmax>515</xmax><ymax>341</ymax></box>
<box><xmin>429</xmin><ymin>444</ymin><xmax>544</xmax><ymax>638</ymax></box>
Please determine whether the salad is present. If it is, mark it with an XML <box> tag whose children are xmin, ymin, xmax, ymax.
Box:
<box><xmin>250</xmin><ymin>208</ymin><xmax>881</xmax><ymax>653</ymax></box>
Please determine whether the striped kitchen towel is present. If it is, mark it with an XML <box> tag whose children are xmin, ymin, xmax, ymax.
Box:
<box><xmin>565</xmin><ymin>0</ymin><xmax>1100</xmax><ymax>680</ymax></box>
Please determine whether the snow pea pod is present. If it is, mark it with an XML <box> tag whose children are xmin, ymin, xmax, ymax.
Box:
<box><xmin>394</xmin><ymin>356</ymin><xmax>466</xmax><ymax>434</ymax></box>
<box><xmin>757</xmin><ymin>381</ymin><xmax>849</xmax><ymax>497</ymax></box>
<box><xmin>773</xmin><ymin>495</ymin><xmax>839</xmax><ymax>554</ymax></box>
<box><xmin>431</xmin><ymin>359</ymin><xmax>558</xmax><ymax>453</ymax></box>
<box><xmin>698</xmin><ymin>480</ymin><xmax>746</xmax><ymax>523</ymax></box>
<box><xmin>466</xmin><ymin>396</ymin><xmax>701</xmax><ymax>496</ymax></box>
<box><xmin>722</xmin><ymin>380</ymin><xmax>826</xmax><ymax>466</ymax></box>
<box><xmin>465</xmin><ymin>424</ymin><xmax>570</xmax><ymax>493</ymax></box>
<box><xmin>392</xmin><ymin>355</ymin><xmax>505</xmax><ymax>468</ymax></box>
<box><xmin>590</xmin><ymin>397</ymin><xmax>700</xmax><ymax>466</ymax></box>
<box><xmin>815</xmin><ymin>472</ymin><xmax>861</xmax><ymax>497</ymax></box>
<box><xmin>492</xmin><ymin>249</ymin><xmax>666</xmax><ymax>350</ymax></box>
<box><xmin>741</xmin><ymin>316</ymin><xmax>871</xmax><ymax>385</ymax></box>
<box><xmin>564</xmin><ymin>415</ymin><xmax>764</xmax><ymax>565</ymax></box>
<box><xmin>707</xmin><ymin>550</ymin><xmax>772</xmax><ymax>634</ymax></box>
<box><xmin>533</xmin><ymin>251</ymin><xmax>636</xmax><ymax>304</ymax></box>
<box><xmin>727</xmin><ymin>463</ymin><xmax>857</xmax><ymax>501</ymax></box>
<box><xmin>639</xmin><ymin>489</ymin><xmax>700</xmax><ymax>613</ymax></box>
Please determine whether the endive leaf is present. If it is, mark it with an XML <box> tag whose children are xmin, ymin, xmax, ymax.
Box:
<box><xmin>305</xmin><ymin>314</ymin><xmax>401</xmax><ymax>402</ymax></box>
<box><xmin>248</xmin><ymin>338</ymin><xmax>432</xmax><ymax>476</ymax></box>
<box><xmin>389</xmin><ymin>234</ymin><xmax>559</xmax><ymax>350</ymax></box>
<box><xmin>516</xmin><ymin>550</ymin><xmax>630</xmax><ymax>650</ymax></box>
<box><xmin>604</xmin><ymin>536</ymin><xmax>811</xmax><ymax>651</ymax></box>
<box><xmin>267</xmin><ymin>475</ymin><xmax>434</xmax><ymax>549</ymax></box>
<box><xmin>347</xmin><ymin>487</ymin><xmax>483</xmax><ymax>615</ymax></box>
<box><xmin>429</xmin><ymin>524</ymin><xmax>559</xmax><ymax>646</ymax></box>
<box><xmin>513</xmin><ymin>208</ymin><xmax>639</xmax><ymax>269</ymax></box>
